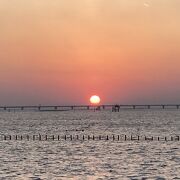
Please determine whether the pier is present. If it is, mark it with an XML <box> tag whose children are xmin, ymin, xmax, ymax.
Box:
<box><xmin>0</xmin><ymin>104</ymin><xmax>180</xmax><ymax>112</ymax></box>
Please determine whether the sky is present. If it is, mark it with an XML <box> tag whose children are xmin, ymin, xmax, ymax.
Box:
<box><xmin>0</xmin><ymin>0</ymin><xmax>180</xmax><ymax>105</ymax></box>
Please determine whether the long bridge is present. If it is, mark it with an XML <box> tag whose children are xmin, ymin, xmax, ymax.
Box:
<box><xmin>0</xmin><ymin>104</ymin><xmax>180</xmax><ymax>112</ymax></box>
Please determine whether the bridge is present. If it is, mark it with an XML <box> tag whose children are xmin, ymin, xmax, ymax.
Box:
<box><xmin>0</xmin><ymin>104</ymin><xmax>180</xmax><ymax>112</ymax></box>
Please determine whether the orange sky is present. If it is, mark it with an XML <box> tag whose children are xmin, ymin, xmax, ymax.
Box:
<box><xmin>0</xmin><ymin>0</ymin><xmax>180</xmax><ymax>105</ymax></box>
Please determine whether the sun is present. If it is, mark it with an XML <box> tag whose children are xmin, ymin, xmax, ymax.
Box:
<box><xmin>90</xmin><ymin>95</ymin><xmax>101</xmax><ymax>104</ymax></box>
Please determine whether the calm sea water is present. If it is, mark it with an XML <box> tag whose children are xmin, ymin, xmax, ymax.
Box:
<box><xmin>0</xmin><ymin>110</ymin><xmax>179</xmax><ymax>180</ymax></box>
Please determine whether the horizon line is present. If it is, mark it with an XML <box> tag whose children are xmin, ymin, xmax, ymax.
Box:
<box><xmin>1</xmin><ymin>104</ymin><xmax>180</xmax><ymax>107</ymax></box>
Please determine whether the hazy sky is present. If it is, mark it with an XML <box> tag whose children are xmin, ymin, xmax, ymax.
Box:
<box><xmin>0</xmin><ymin>0</ymin><xmax>180</xmax><ymax>105</ymax></box>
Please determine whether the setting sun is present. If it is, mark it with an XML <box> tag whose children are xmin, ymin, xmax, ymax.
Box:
<box><xmin>90</xmin><ymin>95</ymin><xmax>101</xmax><ymax>104</ymax></box>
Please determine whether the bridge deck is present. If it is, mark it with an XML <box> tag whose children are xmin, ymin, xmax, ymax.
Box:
<box><xmin>0</xmin><ymin>104</ymin><xmax>179</xmax><ymax>111</ymax></box>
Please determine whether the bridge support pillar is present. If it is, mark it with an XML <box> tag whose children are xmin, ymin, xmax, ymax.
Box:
<box><xmin>112</xmin><ymin>105</ymin><xmax>120</xmax><ymax>112</ymax></box>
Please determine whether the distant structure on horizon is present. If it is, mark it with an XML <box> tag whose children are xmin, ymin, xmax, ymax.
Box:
<box><xmin>0</xmin><ymin>104</ymin><xmax>180</xmax><ymax>112</ymax></box>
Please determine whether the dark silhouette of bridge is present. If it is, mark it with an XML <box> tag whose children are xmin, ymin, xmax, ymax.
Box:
<box><xmin>0</xmin><ymin>104</ymin><xmax>179</xmax><ymax>112</ymax></box>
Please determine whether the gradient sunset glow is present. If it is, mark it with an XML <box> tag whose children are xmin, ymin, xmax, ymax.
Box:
<box><xmin>0</xmin><ymin>0</ymin><xmax>180</xmax><ymax>105</ymax></box>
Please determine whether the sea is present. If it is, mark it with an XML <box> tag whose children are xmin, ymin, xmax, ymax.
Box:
<box><xmin>0</xmin><ymin>109</ymin><xmax>179</xmax><ymax>180</ymax></box>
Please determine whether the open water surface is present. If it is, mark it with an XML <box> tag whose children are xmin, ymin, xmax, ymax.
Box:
<box><xmin>0</xmin><ymin>110</ymin><xmax>179</xmax><ymax>179</ymax></box>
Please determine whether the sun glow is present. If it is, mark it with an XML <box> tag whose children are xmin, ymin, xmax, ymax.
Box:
<box><xmin>90</xmin><ymin>95</ymin><xmax>101</xmax><ymax>104</ymax></box>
